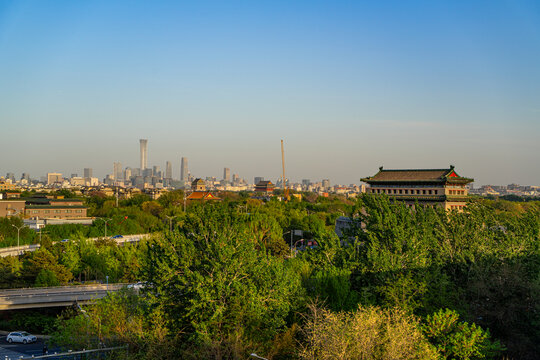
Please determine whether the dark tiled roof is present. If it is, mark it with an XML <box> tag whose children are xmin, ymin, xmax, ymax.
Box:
<box><xmin>362</xmin><ymin>166</ymin><xmax>473</xmax><ymax>183</ymax></box>
<box><xmin>25</xmin><ymin>205</ymin><xmax>87</xmax><ymax>209</ymax></box>
<box><xmin>255</xmin><ymin>181</ymin><xmax>274</xmax><ymax>186</ymax></box>
<box><xmin>50</xmin><ymin>199</ymin><xmax>83</xmax><ymax>202</ymax></box>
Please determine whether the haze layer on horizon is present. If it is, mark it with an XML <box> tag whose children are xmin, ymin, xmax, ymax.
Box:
<box><xmin>1</xmin><ymin>1</ymin><xmax>539</xmax><ymax>185</ymax></box>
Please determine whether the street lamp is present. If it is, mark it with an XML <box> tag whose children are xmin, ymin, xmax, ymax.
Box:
<box><xmin>164</xmin><ymin>215</ymin><xmax>178</xmax><ymax>232</ymax></box>
<box><xmin>11</xmin><ymin>224</ymin><xmax>24</xmax><ymax>254</ymax></box>
<box><xmin>95</xmin><ymin>218</ymin><xmax>112</xmax><ymax>238</ymax></box>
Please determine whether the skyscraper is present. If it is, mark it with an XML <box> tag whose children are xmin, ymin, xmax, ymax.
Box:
<box><xmin>223</xmin><ymin>167</ymin><xmax>230</xmax><ymax>182</ymax></box>
<box><xmin>140</xmin><ymin>139</ymin><xmax>148</xmax><ymax>170</ymax></box>
<box><xmin>113</xmin><ymin>162</ymin><xmax>122</xmax><ymax>181</ymax></box>
<box><xmin>165</xmin><ymin>161</ymin><xmax>172</xmax><ymax>179</ymax></box>
<box><xmin>181</xmin><ymin>157</ymin><xmax>188</xmax><ymax>182</ymax></box>
<box><xmin>84</xmin><ymin>168</ymin><xmax>93</xmax><ymax>179</ymax></box>
<box><xmin>124</xmin><ymin>167</ymin><xmax>132</xmax><ymax>181</ymax></box>
<box><xmin>153</xmin><ymin>165</ymin><xmax>161</xmax><ymax>179</ymax></box>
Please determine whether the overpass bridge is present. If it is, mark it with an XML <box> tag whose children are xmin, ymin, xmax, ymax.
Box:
<box><xmin>0</xmin><ymin>284</ymin><xmax>128</xmax><ymax>310</ymax></box>
<box><xmin>0</xmin><ymin>234</ymin><xmax>150</xmax><ymax>258</ymax></box>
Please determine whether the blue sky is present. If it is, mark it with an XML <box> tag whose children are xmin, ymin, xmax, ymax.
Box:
<box><xmin>1</xmin><ymin>1</ymin><xmax>539</xmax><ymax>185</ymax></box>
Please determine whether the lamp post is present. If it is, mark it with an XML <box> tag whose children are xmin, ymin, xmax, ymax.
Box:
<box><xmin>95</xmin><ymin>218</ymin><xmax>112</xmax><ymax>238</ymax></box>
<box><xmin>164</xmin><ymin>215</ymin><xmax>177</xmax><ymax>232</ymax></box>
<box><xmin>11</xmin><ymin>224</ymin><xmax>24</xmax><ymax>255</ymax></box>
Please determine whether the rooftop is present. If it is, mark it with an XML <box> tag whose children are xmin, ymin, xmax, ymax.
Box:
<box><xmin>361</xmin><ymin>166</ymin><xmax>473</xmax><ymax>184</ymax></box>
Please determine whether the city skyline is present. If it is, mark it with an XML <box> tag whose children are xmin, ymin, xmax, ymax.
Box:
<box><xmin>1</xmin><ymin>1</ymin><xmax>539</xmax><ymax>185</ymax></box>
<box><xmin>1</xmin><ymin>137</ymin><xmax>539</xmax><ymax>187</ymax></box>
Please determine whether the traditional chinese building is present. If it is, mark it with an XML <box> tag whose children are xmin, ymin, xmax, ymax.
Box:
<box><xmin>254</xmin><ymin>180</ymin><xmax>275</xmax><ymax>194</ymax></box>
<box><xmin>186</xmin><ymin>179</ymin><xmax>220</xmax><ymax>201</ymax></box>
<box><xmin>191</xmin><ymin>178</ymin><xmax>206</xmax><ymax>192</ymax></box>
<box><xmin>361</xmin><ymin>166</ymin><xmax>473</xmax><ymax>211</ymax></box>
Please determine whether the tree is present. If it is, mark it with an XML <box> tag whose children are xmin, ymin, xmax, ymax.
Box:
<box><xmin>299</xmin><ymin>303</ymin><xmax>438</xmax><ymax>360</ymax></box>
<box><xmin>423</xmin><ymin>309</ymin><xmax>503</xmax><ymax>359</ymax></box>
<box><xmin>141</xmin><ymin>207</ymin><xmax>303</xmax><ymax>358</ymax></box>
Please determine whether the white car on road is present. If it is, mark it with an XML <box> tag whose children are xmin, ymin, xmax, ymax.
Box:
<box><xmin>6</xmin><ymin>331</ymin><xmax>37</xmax><ymax>344</ymax></box>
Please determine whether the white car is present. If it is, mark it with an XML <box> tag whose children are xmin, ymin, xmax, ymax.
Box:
<box><xmin>127</xmin><ymin>282</ymin><xmax>146</xmax><ymax>290</ymax></box>
<box><xmin>7</xmin><ymin>331</ymin><xmax>37</xmax><ymax>344</ymax></box>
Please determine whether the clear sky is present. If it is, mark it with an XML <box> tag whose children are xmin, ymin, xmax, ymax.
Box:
<box><xmin>1</xmin><ymin>1</ymin><xmax>539</xmax><ymax>186</ymax></box>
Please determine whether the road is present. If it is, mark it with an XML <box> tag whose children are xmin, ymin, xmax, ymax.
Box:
<box><xmin>0</xmin><ymin>234</ymin><xmax>150</xmax><ymax>258</ymax></box>
<box><xmin>0</xmin><ymin>337</ymin><xmax>61</xmax><ymax>359</ymax></box>
<box><xmin>0</xmin><ymin>284</ymin><xmax>127</xmax><ymax>310</ymax></box>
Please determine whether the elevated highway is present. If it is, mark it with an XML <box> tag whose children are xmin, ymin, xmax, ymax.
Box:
<box><xmin>0</xmin><ymin>284</ymin><xmax>128</xmax><ymax>310</ymax></box>
<box><xmin>0</xmin><ymin>234</ymin><xmax>150</xmax><ymax>258</ymax></box>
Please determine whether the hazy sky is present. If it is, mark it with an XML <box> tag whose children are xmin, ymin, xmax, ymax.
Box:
<box><xmin>1</xmin><ymin>1</ymin><xmax>539</xmax><ymax>185</ymax></box>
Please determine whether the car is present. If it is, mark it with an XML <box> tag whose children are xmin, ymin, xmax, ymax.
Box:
<box><xmin>6</xmin><ymin>331</ymin><xmax>37</xmax><ymax>344</ymax></box>
<box><xmin>127</xmin><ymin>281</ymin><xmax>146</xmax><ymax>290</ymax></box>
<box><xmin>61</xmin><ymin>239</ymin><xmax>70</xmax><ymax>242</ymax></box>
<box><xmin>111</xmin><ymin>235</ymin><xmax>124</xmax><ymax>239</ymax></box>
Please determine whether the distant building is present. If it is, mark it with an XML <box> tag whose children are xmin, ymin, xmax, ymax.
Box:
<box><xmin>361</xmin><ymin>166</ymin><xmax>473</xmax><ymax>211</ymax></box>
<box><xmin>0</xmin><ymin>200</ymin><xmax>25</xmax><ymax>217</ymax></box>
<box><xmin>165</xmin><ymin>161</ymin><xmax>172</xmax><ymax>179</ymax></box>
<box><xmin>187</xmin><ymin>178</ymin><xmax>219</xmax><ymax>201</ymax></box>
<box><xmin>113</xmin><ymin>162</ymin><xmax>123</xmax><ymax>181</ymax></box>
<box><xmin>322</xmin><ymin>179</ymin><xmax>330</xmax><ymax>189</ymax></box>
<box><xmin>223</xmin><ymin>168</ymin><xmax>230</xmax><ymax>182</ymax></box>
<box><xmin>84</xmin><ymin>168</ymin><xmax>93</xmax><ymax>179</ymax></box>
<box><xmin>181</xmin><ymin>157</ymin><xmax>188</xmax><ymax>182</ymax></box>
<box><xmin>255</xmin><ymin>180</ymin><xmax>275</xmax><ymax>194</ymax></box>
<box><xmin>124</xmin><ymin>167</ymin><xmax>132</xmax><ymax>180</ymax></box>
<box><xmin>47</xmin><ymin>173</ymin><xmax>63</xmax><ymax>185</ymax></box>
<box><xmin>140</xmin><ymin>139</ymin><xmax>148</xmax><ymax>170</ymax></box>
<box><xmin>0</xmin><ymin>181</ymin><xmax>16</xmax><ymax>191</ymax></box>
<box><xmin>70</xmin><ymin>177</ymin><xmax>85</xmax><ymax>186</ymax></box>
<box><xmin>186</xmin><ymin>191</ymin><xmax>220</xmax><ymax>201</ymax></box>
<box><xmin>191</xmin><ymin>178</ymin><xmax>206</xmax><ymax>192</ymax></box>
<box><xmin>0</xmin><ymin>196</ymin><xmax>88</xmax><ymax>219</ymax></box>
<box><xmin>254</xmin><ymin>177</ymin><xmax>264</xmax><ymax>185</ymax></box>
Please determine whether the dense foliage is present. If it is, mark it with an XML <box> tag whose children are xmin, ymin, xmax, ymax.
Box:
<box><xmin>1</xmin><ymin>192</ymin><xmax>538</xmax><ymax>359</ymax></box>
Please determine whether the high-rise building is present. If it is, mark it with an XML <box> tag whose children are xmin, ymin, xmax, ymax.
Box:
<box><xmin>21</xmin><ymin>173</ymin><xmax>30</xmax><ymax>181</ymax></box>
<box><xmin>47</xmin><ymin>173</ymin><xmax>63</xmax><ymax>185</ymax></box>
<box><xmin>181</xmin><ymin>157</ymin><xmax>188</xmax><ymax>182</ymax></box>
<box><xmin>140</xmin><ymin>139</ymin><xmax>148</xmax><ymax>170</ymax></box>
<box><xmin>254</xmin><ymin>176</ymin><xmax>264</xmax><ymax>185</ymax></box>
<box><xmin>302</xmin><ymin>179</ymin><xmax>311</xmax><ymax>187</ymax></box>
<box><xmin>165</xmin><ymin>161</ymin><xmax>172</xmax><ymax>179</ymax></box>
<box><xmin>124</xmin><ymin>167</ymin><xmax>132</xmax><ymax>180</ymax></box>
<box><xmin>153</xmin><ymin>166</ymin><xmax>161</xmax><ymax>179</ymax></box>
<box><xmin>113</xmin><ymin>162</ymin><xmax>122</xmax><ymax>181</ymax></box>
<box><xmin>84</xmin><ymin>168</ymin><xmax>93</xmax><ymax>179</ymax></box>
<box><xmin>322</xmin><ymin>179</ymin><xmax>330</xmax><ymax>189</ymax></box>
<box><xmin>223</xmin><ymin>168</ymin><xmax>230</xmax><ymax>182</ymax></box>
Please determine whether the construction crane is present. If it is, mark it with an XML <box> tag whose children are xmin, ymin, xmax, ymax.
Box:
<box><xmin>281</xmin><ymin>139</ymin><xmax>290</xmax><ymax>200</ymax></box>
